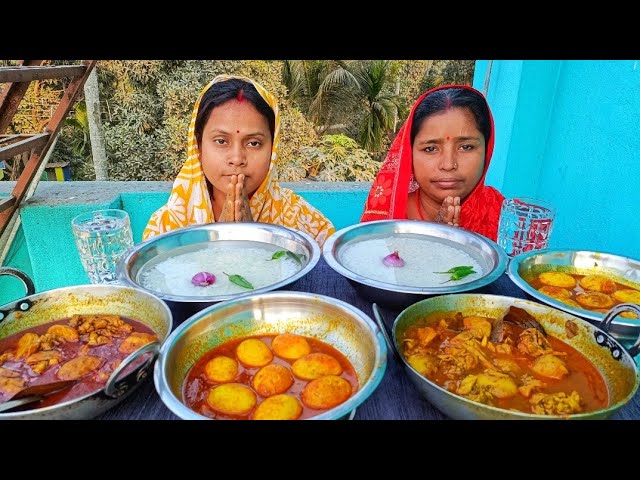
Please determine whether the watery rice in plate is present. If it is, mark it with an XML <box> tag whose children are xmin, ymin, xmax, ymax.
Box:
<box><xmin>138</xmin><ymin>240</ymin><xmax>302</xmax><ymax>297</ymax></box>
<box><xmin>339</xmin><ymin>234</ymin><xmax>485</xmax><ymax>288</ymax></box>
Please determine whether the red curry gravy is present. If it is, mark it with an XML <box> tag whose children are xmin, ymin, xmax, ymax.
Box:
<box><xmin>0</xmin><ymin>315</ymin><xmax>157</xmax><ymax>409</ymax></box>
<box><xmin>184</xmin><ymin>334</ymin><xmax>358</xmax><ymax>420</ymax></box>
<box><xmin>401</xmin><ymin>312</ymin><xmax>608</xmax><ymax>415</ymax></box>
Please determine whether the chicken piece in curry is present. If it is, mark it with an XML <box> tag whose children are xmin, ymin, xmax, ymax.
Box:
<box><xmin>0</xmin><ymin>315</ymin><xmax>157</xmax><ymax>409</ymax></box>
<box><xmin>400</xmin><ymin>307</ymin><xmax>608</xmax><ymax>416</ymax></box>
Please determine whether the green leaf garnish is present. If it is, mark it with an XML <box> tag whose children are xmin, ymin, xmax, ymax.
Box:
<box><xmin>434</xmin><ymin>266</ymin><xmax>477</xmax><ymax>283</ymax></box>
<box><xmin>223</xmin><ymin>272</ymin><xmax>254</xmax><ymax>290</ymax></box>
<box><xmin>271</xmin><ymin>250</ymin><xmax>287</xmax><ymax>260</ymax></box>
<box><xmin>286</xmin><ymin>251</ymin><xmax>303</xmax><ymax>265</ymax></box>
<box><xmin>269</xmin><ymin>250</ymin><xmax>303</xmax><ymax>265</ymax></box>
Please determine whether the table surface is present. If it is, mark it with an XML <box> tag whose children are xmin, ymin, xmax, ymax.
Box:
<box><xmin>97</xmin><ymin>258</ymin><xmax>640</xmax><ymax>420</ymax></box>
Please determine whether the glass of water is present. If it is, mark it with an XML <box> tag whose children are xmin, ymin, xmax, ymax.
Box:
<box><xmin>71</xmin><ymin>209</ymin><xmax>134</xmax><ymax>284</ymax></box>
<box><xmin>497</xmin><ymin>197</ymin><xmax>556</xmax><ymax>257</ymax></box>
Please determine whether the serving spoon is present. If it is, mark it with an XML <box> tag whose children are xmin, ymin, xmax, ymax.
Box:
<box><xmin>0</xmin><ymin>379</ymin><xmax>78</xmax><ymax>413</ymax></box>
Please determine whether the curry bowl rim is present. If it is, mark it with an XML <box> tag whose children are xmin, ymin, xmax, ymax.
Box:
<box><xmin>154</xmin><ymin>290</ymin><xmax>388</xmax><ymax>420</ymax></box>
<box><xmin>392</xmin><ymin>292</ymin><xmax>640</xmax><ymax>419</ymax></box>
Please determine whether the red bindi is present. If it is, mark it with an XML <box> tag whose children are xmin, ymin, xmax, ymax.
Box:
<box><xmin>236</xmin><ymin>130</ymin><xmax>240</xmax><ymax>133</ymax></box>
<box><xmin>446</xmin><ymin>136</ymin><xmax>450</xmax><ymax>140</ymax></box>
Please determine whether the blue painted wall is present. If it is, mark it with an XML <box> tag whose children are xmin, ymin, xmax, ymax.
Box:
<box><xmin>474</xmin><ymin>60</ymin><xmax>640</xmax><ymax>260</ymax></box>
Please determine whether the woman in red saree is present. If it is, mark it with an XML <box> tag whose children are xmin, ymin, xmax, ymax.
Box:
<box><xmin>361</xmin><ymin>85</ymin><xmax>504</xmax><ymax>242</ymax></box>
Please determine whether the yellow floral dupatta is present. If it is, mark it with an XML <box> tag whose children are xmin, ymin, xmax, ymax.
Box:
<box><xmin>142</xmin><ymin>74</ymin><xmax>335</xmax><ymax>246</ymax></box>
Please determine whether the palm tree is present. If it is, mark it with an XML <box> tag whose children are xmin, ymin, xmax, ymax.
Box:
<box><xmin>282</xmin><ymin>60</ymin><xmax>403</xmax><ymax>153</ymax></box>
<box><xmin>350</xmin><ymin>60</ymin><xmax>403</xmax><ymax>153</ymax></box>
<box><xmin>283</xmin><ymin>60</ymin><xmax>356</xmax><ymax>134</ymax></box>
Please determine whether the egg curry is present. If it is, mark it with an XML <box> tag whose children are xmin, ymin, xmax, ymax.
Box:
<box><xmin>530</xmin><ymin>272</ymin><xmax>640</xmax><ymax>318</ymax></box>
<box><xmin>184</xmin><ymin>333</ymin><xmax>358</xmax><ymax>420</ymax></box>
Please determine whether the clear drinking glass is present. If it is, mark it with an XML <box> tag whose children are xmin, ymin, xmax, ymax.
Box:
<box><xmin>497</xmin><ymin>197</ymin><xmax>556</xmax><ymax>257</ymax></box>
<box><xmin>71</xmin><ymin>209</ymin><xmax>134</xmax><ymax>284</ymax></box>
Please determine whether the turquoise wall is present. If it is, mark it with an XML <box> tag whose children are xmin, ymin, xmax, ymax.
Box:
<box><xmin>0</xmin><ymin>188</ymin><xmax>368</xmax><ymax>306</ymax></box>
<box><xmin>474</xmin><ymin>60</ymin><xmax>640</xmax><ymax>260</ymax></box>
<box><xmin>120</xmin><ymin>192</ymin><xmax>169</xmax><ymax>243</ymax></box>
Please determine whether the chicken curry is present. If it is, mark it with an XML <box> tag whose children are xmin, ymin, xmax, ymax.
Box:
<box><xmin>400</xmin><ymin>307</ymin><xmax>608</xmax><ymax>415</ymax></box>
<box><xmin>0</xmin><ymin>315</ymin><xmax>158</xmax><ymax>409</ymax></box>
<box><xmin>184</xmin><ymin>333</ymin><xmax>358</xmax><ymax>420</ymax></box>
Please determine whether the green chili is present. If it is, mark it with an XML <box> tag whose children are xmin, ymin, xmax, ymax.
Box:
<box><xmin>269</xmin><ymin>250</ymin><xmax>302</xmax><ymax>265</ymax></box>
<box><xmin>434</xmin><ymin>266</ymin><xmax>477</xmax><ymax>283</ymax></box>
<box><xmin>270</xmin><ymin>250</ymin><xmax>287</xmax><ymax>260</ymax></box>
<box><xmin>223</xmin><ymin>272</ymin><xmax>254</xmax><ymax>289</ymax></box>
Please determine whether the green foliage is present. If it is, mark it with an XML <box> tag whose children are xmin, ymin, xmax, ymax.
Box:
<box><xmin>297</xmin><ymin>134</ymin><xmax>379</xmax><ymax>181</ymax></box>
<box><xmin>421</xmin><ymin>60</ymin><xmax>476</xmax><ymax>91</ymax></box>
<box><xmin>64</xmin><ymin>101</ymin><xmax>89</xmax><ymax>157</ymax></box>
<box><xmin>351</xmin><ymin>60</ymin><xmax>403</xmax><ymax>154</ymax></box>
<box><xmin>283</xmin><ymin>60</ymin><xmax>353</xmax><ymax>132</ymax></box>
<box><xmin>283</xmin><ymin>60</ymin><xmax>404</xmax><ymax>157</ymax></box>
<box><xmin>396</xmin><ymin>60</ymin><xmax>434</xmax><ymax>124</ymax></box>
<box><xmin>277</xmin><ymin>104</ymin><xmax>319</xmax><ymax>181</ymax></box>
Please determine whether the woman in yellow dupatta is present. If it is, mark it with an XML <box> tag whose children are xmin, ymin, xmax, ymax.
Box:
<box><xmin>143</xmin><ymin>74</ymin><xmax>335</xmax><ymax>246</ymax></box>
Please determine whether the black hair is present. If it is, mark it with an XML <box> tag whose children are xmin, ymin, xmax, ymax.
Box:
<box><xmin>194</xmin><ymin>78</ymin><xmax>275</xmax><ymax>145</ymax></box>
<box><xmin>410</xmin><ymin>87</ymin><xmax>491</xmax><ymax>147</ymax></box>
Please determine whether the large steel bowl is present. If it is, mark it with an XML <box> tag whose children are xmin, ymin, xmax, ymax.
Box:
<box><xmin>323</xmin><ymin>220</ymin><xmax>508</xmax><ymax>309</ymax></box>
<box><xmin>0</xmin><ymin>268</ymin><xmax>173</xmax><ymax>419</ymax></box>
<box><xmin>154</xmin><ymin>291</ymin><xmax>387</xmax><ymax>420</ymax></box>
<box><xmin>508</xmin><ymin>248</ymin><xmax>640</xmax><ymax>342</ymax></box>
<box><xmin>118</xmin><ymin>222</ymin><xmax>320</xmax><ymax>326</ymax></box>
<box><xmin>380</xmin><ymin>293</ymin><xmax>639</xmax><ymax>420</ymax></box>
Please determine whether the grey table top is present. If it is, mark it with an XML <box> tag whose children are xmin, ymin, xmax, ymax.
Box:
<box><xmin>96</xmin><ymin>257</ymin><xmax>640</xmax><ymax>420</ymax></box>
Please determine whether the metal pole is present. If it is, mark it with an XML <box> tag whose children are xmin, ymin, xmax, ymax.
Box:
<box><xmin>482</xmin><ymin>60</ymin><xmax>494</xmax><ymax>97</ymax></box>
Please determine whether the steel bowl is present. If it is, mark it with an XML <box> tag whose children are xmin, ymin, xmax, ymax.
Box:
<box><xmin>376</xmin><ymin>293</ymin><xmax>639</xmax><ymax>420</ymax></box>
<box><xmin>322</xmin><ymin>220</ymin><xmax>508</xmax><ymax>309</ymax></box>
<box><xmin>0</xmin><ymin>268</ymin><xmax>173</xmax><ymax>419</ymax></box>
<box><xmin>154</xmin><ymin>290</ymin><xmax>387</xmax><ymax>420</ymax></box>
<box><xmin>118</xmin><ymin>222</ymin><xmax>321</xmax><ymax>326</ymax></box>
<box><xmin>507</xmin><ymin>248</ymin><xmax>640</xmax><ymax>341</ymax></box>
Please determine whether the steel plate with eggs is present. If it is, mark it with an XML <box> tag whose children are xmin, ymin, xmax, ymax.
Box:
<box><xmin>508</xmin><ymin>249</ymin><xmax>640</xmax><ymax>341</ymax></box>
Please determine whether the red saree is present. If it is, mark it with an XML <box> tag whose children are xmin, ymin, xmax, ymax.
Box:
<box><xmin>360</xmin><ymin>84</ymin><xmax>504</xmax><ymax>242</ymax></box>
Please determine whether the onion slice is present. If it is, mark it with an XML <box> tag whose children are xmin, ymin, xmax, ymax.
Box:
<box><xmin>192</xmin><ymin>271</ymin><xmax>216</xmax><ymax>286</ymax></box>
<box><xmin>383</xmin><ymin>251</ymin><xmax>405</xmax><ymax>268</ymax></box>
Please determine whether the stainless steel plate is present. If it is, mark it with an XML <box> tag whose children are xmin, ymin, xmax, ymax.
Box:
<box><xmin>507</xmin><ymin>248</ymin><xmax>640</xmax><ymax>339</ymax></box>
<box><xmin>322</xmin><ymin>220</ymin><xmax>508</xmax><ymax>309</ymax></box>
<box><xmin>118</xmin><ymin>222</ymin><xmax>320</xmax><ymax>304</ymax></box>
